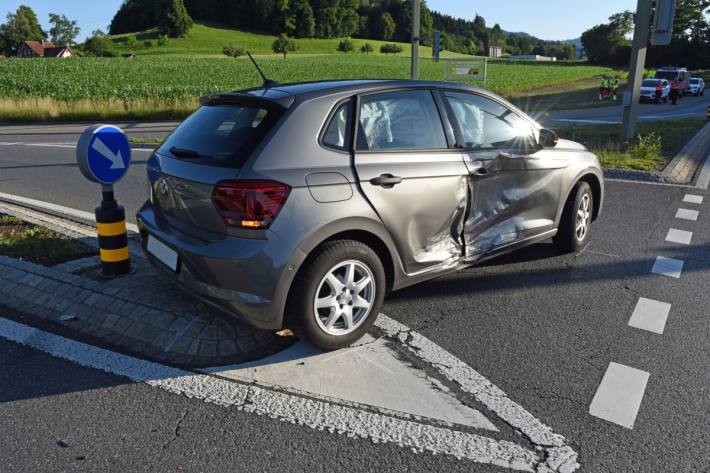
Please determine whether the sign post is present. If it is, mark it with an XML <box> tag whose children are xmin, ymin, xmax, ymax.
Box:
<box><xmin>76</xmin><ymin>125</ymin><xmax>132</xmax><ymax>277</ymax></box>
<box><xmin>411</xmin><ymin>0</ymin><xmax>420</xmax><ymax>80</ymax></box>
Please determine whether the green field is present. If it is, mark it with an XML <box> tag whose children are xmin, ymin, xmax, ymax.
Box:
<box><xmin>108</xmin><ymin>22</ymin><xmax>470</xmax><ymax>58</ymax></box>
<box><xmin>0</xmin><ymin>21</ymin><xmax>618</xmax><ymax>121</ymax></box>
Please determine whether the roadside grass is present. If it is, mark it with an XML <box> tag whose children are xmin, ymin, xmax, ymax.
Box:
<box><xmin>552</xmin><ymin>118</ymin><xmax>707</xmax><ymax>171</ymax></box>
<box><xmin>129</xmin><ymin>136</ymin><xmax>165</xmax><ymax>145</ymax></box>
<box><xmin>0</xmin><ymin>214</ymin><xmax>97</xmax><ymax>266</ymax></box>
<box><xmin>512</xmin><ymin>77</ymin><xmax>626</xmax><ymax>113</ymax></box>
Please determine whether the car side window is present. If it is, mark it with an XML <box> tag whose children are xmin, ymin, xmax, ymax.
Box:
<box><xmin>443</xmin><ymin>91</ymin><xmax>536</xmax><ymax>151</ymax></box>
<box><xmin>357</xmin><ymin>90</ymin><xmax>448</xmax><ymax>151</ymax></box>
<box><xmin>322</xmin><ymin>101</ymin><xmax>352</xmax><ymax>151</ymax></box>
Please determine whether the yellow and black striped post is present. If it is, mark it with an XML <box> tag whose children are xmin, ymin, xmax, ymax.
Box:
<box><xmin>96</xmin><ymin>187</ymin><xmax>131</xmax><ymax>277</ymax></box>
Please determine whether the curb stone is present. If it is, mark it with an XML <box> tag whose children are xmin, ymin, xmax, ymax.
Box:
<box><xmin>661</xmin><ymin>121</ymin><xmax>710</xmax><ymax>184</ymax></box>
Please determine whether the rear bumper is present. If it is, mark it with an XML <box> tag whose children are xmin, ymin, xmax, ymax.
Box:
<box><xmin>136</xmin><ymin>202</ymin><xmax>306</xmax><ymax>330</ymax></box>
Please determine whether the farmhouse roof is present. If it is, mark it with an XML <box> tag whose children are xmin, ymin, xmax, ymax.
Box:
<box><xmin>22</xmin><ymin>40</ymin><xmax>72</xmax><ymax>57</ymax></box>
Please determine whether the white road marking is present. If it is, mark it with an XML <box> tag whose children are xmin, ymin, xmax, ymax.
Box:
<box><xmin>683</xmin><ymin>194</ymin><xmax>704</xmax><ymax>204</ymax></box>
<box><xmin>696</xmin><ymin>153</ymin><xmax>710</xmax><ymax>190</ymax></box>
<box><xmin>651</xmin><ymin>256</ymin><xmax>684</xmax><ymax>279</ymax></box>
<box><xmin>665</xmin><ymin>228</ymin><xmax>693</xmax><ymax>245</ymax></box>
<box><xmin>0</xmin><ymin>315</ymin><xmax>579</xmax><ymax>472</ymax></box>
<box><xmin>675</xmin><ymin>208</ymin><xmax>699</xmax><ymax>221</ymax></box>
<box><xmin>628</xmin><ymin>298</ymin><xmax>671</xmax><ymax>335</ymax></box>
<box><xmin>589</xmin><ymin>362</ymin><xmax>650</xmax><ymax>429</ymax></box>
<box><xmin>0</xmin><ymin>141</ymin><xmax>152</xmax><ymax>151</ymax></box>
<box><xmin>0</xmin><ymin>191</ymin><xmax>139</xmax><ymax>233</ymax></box>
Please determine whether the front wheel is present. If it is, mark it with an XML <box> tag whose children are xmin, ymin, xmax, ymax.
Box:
<box><xmin>554</xmin><ymin>182</ymin><xmax>594</xmax><ymax>254</ymax></box>
<box><xmin>286</xmin><ymin>240</ymin><xmax>385</xmax><ymax>350</ymax></box>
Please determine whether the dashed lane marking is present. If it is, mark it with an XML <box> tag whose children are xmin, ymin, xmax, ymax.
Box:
<box><xmin>628</xmin><ymin>298</ymin><xmax>671</xmax><ymax>335</ymax></box>
<box><xmin>651</xmin><ymin>256</ymin><xmax>684</xmax><ymax>279</ymax></box>
<box><xmin>675</xmin><ymin>208</ymin><xmax>699</xmax><ymax>221</ymax></box>
<box><xmin>589</xmin><ymin>362</ymin><xmax>650</xmax><ymax>429</ymax></box>
<box><xmin>683</xmin><ymin>194</ymin><xmax>704</xmax><ymax>204</ymax></box>
<box><xmin>665</xmin><ymin>228</ymin><xmax>693</xmax><ymax>245</ymax></box>
<box><xmin>0</xmin><ymin>315</ymin><xmax>580</xmax><ymax>472</ymax></box>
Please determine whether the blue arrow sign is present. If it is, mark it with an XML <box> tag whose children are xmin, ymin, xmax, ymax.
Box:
<box><xmin>77</xmin><ymin>125</ymin><xmax>131</xmax><ymax>185</ymax></box>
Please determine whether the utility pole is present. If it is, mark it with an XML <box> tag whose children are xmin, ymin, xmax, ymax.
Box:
<box><xmin>621</xmin><ymin>0</ymin><xmax>653</xmax><ymax>141</ymax></box>
<box><xmin>411</xmin><ymin>0</ymin><xmax>420</xmax><ymax>80</ymax></box>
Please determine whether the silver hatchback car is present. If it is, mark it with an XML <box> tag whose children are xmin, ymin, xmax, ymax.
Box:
<box><xmin>137</xmin><ymin>80</ymin><xmax>604</xmax><ymax>350</ymax></box>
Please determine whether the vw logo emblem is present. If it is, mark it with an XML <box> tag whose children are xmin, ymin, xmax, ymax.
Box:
<box><xmin>158</xmin><ymin>178</ymin><xmax>169</xmax><ymax>197</ymax></box>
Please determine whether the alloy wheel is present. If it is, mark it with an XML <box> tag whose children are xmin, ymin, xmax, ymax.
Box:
<box><xmin>313</xmin><ymin>260</ymin><xmax>376</xmax><ymax>336</ymax></box>
<box><xmin>576</xmin><ymin>194</ymin><xmax>591</xmax><ymax>241</ymax></box>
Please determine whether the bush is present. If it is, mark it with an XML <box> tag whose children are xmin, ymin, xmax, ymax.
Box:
<box><xmin>337</xmin><ymin>38</ymin><xmax>354</xmax><ymax>53</ymax></box>
<box><xmin>83</xmin><ymin>35</ymin><xmax>117</xmax><ymax>57</ymax></box>
<box><xmin>380</xmin><ymin>43</ymin><xmax>402</xmax><ymax>56</ymax></box>
<box><xmin>143</xmin><ymin>40</ymin><xmax>152</xmax><ymax>48</ymax></box>
<box><xmin>272</xmin><ymin>33</ymin><xmax>297</xmax><ymax>58</ymax></box>
<box><xmin>222</xmin><ymin>43</ymin><xmax>245</xmax><ymax>58</ymax></box>
<box><xmin>629</xmin><ymin>133</ymin><xmax>661</xmax><ymax>162</ymax></box>
<box><xmin>157</xmin><ymin>35</ymin><xmax>170</xmax><ymax>47</ymax></box>
<box><xmin>124</xmin><ymin>35</ymin><xmax>137</xmax><ymax>50</ymax></box>
<box><xmin>360</xmin><ymin>43</ymin><xmax>373</xmax><ymax>54</ymax></box>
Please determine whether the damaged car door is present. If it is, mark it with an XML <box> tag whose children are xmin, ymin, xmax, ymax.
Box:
<box><xmin>354</xmin><ymin>89</ymin><xmax>469</xmax><ymax>274</ymax></box>
<box><xmin>441</xmin><ymin>91</ymin><xmax>568</xmax><ymax>259</ymax></box>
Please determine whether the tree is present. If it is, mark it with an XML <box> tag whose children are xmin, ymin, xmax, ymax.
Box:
<box><xmin>374</xmin><ymin>12</ymin><xmax>395</xmax><ymax>41</ymax></box>
<box><xmin>360</xmin><ymin>42</ymin><xmax>373</xmax><ymax>54</ymax></box>
<box><xmin>48</xmin><ymin>13</ymin><xmax>80</xmax><ymax>47</ymax></box>
<box><xmin>0</xmin><ymin>5</ymin><xmax>45</xmax><ymax>55</ymax></box>
<box><xmin>380</xmin><ymin>43</ymin><xmax>402</xmax><ymax>55</ymax></box>
<box><xmin>109</xmin><ymin>0</ymin><xmax>156</xmax><ymax>35</ymax></box>
<box><xmin>83</xmin><ymin>32</ymin><xmax>117</xmax><ymax>57</ymax></box>
<box><xmin>337</xmin><ymin>37</ymin><xmax>354</xmax><ymax>52</ymax></box>
<box><xmin>581</xmin><ymin>11</ymin><xmax>633</xmax><ymax>64</ymax></box>
<box><xmin>272</xmin><ymin>33</ymin><xmax>297</xmax><ymax>58</ymax></box>
<box><xmin>222</xmin><ymin>43</ymin><xmax>245</xmax><ymax>58</ymax></box>
<box><xmin>273</xmin><ymin>0</ymin><xmax>296</xmax><ymax>35</ymax></box>
<box><xmin>291</xmin><ymin>0</ymin><xmax>316</xmax><ymax>37</ymax></box>
<box><xmin>155</xmin><ymin>0</ymin><xmax>193</xmax><ymax>38</ymax></box>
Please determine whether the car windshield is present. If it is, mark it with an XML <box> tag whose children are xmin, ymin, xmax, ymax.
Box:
<box><xmin>158</xmin><ymin>103</ymin><xmax>281</xmax><ymax>164</ymax></box>
<box><xmin>655</xmin><ymin>70</ymin><xmax>678</xmax><ymax>80</ymax></box>
<box><xmin>642</xmin><ymin>80</ymin><xmax>659</xmax><ymax>87</ymax></box>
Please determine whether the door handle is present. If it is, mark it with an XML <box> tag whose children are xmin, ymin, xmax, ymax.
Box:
<box><xmin>370</xmin><ymin>174</ymin><xmax>403</xmax><ymax>188</ymax></box>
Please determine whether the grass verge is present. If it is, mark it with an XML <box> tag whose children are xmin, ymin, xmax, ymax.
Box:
<box><xmin>129</xmin><ymin>136</ymin><xmax>165</xmax><ymax>146</ymax></box>
<box><xmin>552</xmin><ymin>119</ymin><xmax>707</xmax><ymax>171</ymax></box>
<box><xmin>0</xmin><ymin>214</ymin><xmax>97</xmax><ymax>266</ymax></box>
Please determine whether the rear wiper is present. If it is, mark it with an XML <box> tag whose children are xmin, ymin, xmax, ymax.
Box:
<box><xmin>169</xmin><ymin>147</ymin><xmax>211</xmax><ymax>159</ymax></box>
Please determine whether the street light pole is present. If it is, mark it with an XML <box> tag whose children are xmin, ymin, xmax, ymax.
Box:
<box><xmin>411</xmin><ymin>0</ymin><xmax>420</xmax><ymax>80</ymax></box>
<box><xmin>621</xmin><ymin>0</ymin><xmax>653</xmax><ymax>141</ymax></box>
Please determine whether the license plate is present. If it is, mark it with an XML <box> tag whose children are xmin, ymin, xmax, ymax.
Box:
<box><xmin>146</xmin><ymin>236</ymin><xmax>179</xmax><ymax>272</ymax></box>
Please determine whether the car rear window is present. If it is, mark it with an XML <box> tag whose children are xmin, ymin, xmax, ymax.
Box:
<box><xmin>690</xmin><ymin>78</ymin><xmax>700</xmax><ymax>84</ymax></box>
<box><xmin>642</xmin><ymin>80</ymin><xmax>659</xmax><ymax>87</ymax></box>
<box><xmin>158</xmin><ymin>103</ymin><xmax>282</xmax><ymax>165</ymax></box>
<box><xmin>655</xmin><ymin>70</ymin><xmax>678</xmax><ymax>80</ymax></box>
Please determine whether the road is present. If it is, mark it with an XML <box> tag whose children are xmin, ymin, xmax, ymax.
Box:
<box><xmin>1</xmin><ymin>121</ymin><xmax>710</xmax><ymax>472</ymax></box>
<box><xmin>539</xmin><ymin>92</ymin><xmax>709</xmax><ymax>126</ymax></box>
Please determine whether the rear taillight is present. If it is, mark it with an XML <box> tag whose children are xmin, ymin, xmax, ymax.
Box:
<box><xmin>212</xmin><ymin>180</ymin><xmax>290</xmax><ymax>229</ymax></box>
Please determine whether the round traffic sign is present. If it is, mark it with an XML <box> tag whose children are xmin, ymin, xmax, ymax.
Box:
<box><xmin>76</xmin><ymin>124</ymin><xmax>131</xmax><ymax>185</ymax></box>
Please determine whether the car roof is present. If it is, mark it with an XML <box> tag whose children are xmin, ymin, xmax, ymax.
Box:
<box><xmin>239</xmin><ymin>79</ymin><xmax>487</xmax><ymax>102</ymax></box>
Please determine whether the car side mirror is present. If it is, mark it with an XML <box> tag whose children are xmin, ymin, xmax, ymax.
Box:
<box><xmin>538</xmin><ymin>129</ymin><xmax>559</xmax><ymax>148</ymax></box>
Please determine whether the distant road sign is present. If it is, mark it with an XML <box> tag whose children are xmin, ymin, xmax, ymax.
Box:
<box><xmin>76</xmin><ymin>125</ymin><xmax>131</xmax><ymax>185</ymax></box>
<box><xmin>651</xmin><ymin>0</ymin><xmax>676</xmax><ymax>46</ymax></box>
<box><xmin>444</xmin><ymin>58</ymin><xmax>487</xmax><ymax>86</ymax></box>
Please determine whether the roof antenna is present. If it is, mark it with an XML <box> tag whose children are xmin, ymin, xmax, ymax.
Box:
<box><xmin>247</xmin><ymin>52</ymin><xmax>279</xmax><ymax>89</ymax></box>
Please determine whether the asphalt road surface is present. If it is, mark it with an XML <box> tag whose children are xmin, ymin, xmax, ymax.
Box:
<box><xmin>539</xmin><ymin>92</ymin><xmax>709</xmax><ymax>126</ymax></box>
<box><xmin>1</xmin><ymin>121</ymin><xmax>709</xmax><ymax>472</ymax></box>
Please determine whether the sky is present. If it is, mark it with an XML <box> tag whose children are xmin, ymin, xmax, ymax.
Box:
<box><xmin>3</xmin><ymin>0</ymin><xmax>638</xmax><ymax>42</ymax></box>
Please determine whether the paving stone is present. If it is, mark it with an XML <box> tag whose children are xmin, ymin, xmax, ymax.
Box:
<box><xmin>236</xmin><ymin>336</ymin><xmax>258</xmax><ymax>354</ymax></box>
<box><xmin>169</xmin><ymin>335</ymin><xmax>194</xmax><ymax>354</ymax></box>
<box><xmin>113</xmin><ymin>316</ymin><xmax>132</xmax><ymax>333</ymax></box>
<box><xmin>168</xmin><ymin>317</ymin><xmax>191</xmax><ymax>332</ymax></box>
<box><xmin>100</xmin><ymin>313</ymin><xmax>121</xmax><ymax>330</ymax></box>
<box><xmin>84</xmin><ymin>293</ymin><xmax>101</xmax><ymax>306</ymax></box>
<box><xmin>146</xmin><ymin>309</ymin><xmax>176</xmax><ymax>328</ymax></box>
<box><xmin>183</xmin><ymin>321</ymin><xmax>206</xmax><ymax>338</ymax></box>
<box><xmin>200</xmin><ymin>324</ymin><xmax>219</xmax><ymax>341</ymax></box>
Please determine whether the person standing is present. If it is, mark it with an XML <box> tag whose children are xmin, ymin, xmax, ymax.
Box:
<box><xmin>655</xmin><ymin>81</ymin><xmax>664</xmax><ymax>104</ymax></box>
<box><xmin>611</xmin><ymin>77</ymin><xmax>620</xmax><ymax>101</ymax></box>
<box><xmin>670</xmin><ymin>79</ymin><xmax>680</xmax><ymax>105</ymax></box>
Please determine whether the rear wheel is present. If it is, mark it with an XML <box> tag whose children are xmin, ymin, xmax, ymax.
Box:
<box><xmin>554</xmin><ymin>182</ymin><xmax>594</xmax><ymax>254</ymax></box>
<box><xmin>286</xmin><ymin>240</ymin><xmax>385</xmax><ymax>350</ymax></box>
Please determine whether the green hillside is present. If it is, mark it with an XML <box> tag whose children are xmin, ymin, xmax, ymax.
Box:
<box><xmin>108</xmin><ymin>22</ymin><xmax>472</xmax><ymax>58</ymax></box>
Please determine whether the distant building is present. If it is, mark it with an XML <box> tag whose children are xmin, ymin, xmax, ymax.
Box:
<box><xmin>17</xmin><ymin>41</ymin><xmax>73</xmax><ymax>58</ymax></box>
<box><xmin>510</xmin><ymin>54</ymin><xmax>557</xmax><ymax>62</ymax></box>
<box><xmin>486</xmin><ymin>46</ymin><xmax>502</xmax><ymax>58</ymax></box>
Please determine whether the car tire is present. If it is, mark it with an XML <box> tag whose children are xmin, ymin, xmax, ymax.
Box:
<box><xmin>286</xmin><ymin>240</ymin><xmax>385</xmax><ymax>351</ymax></box>
<box><xmin>554</xmin><ymin>181</ymin><xmax>594</xmax><ymax>254</ymax></box>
